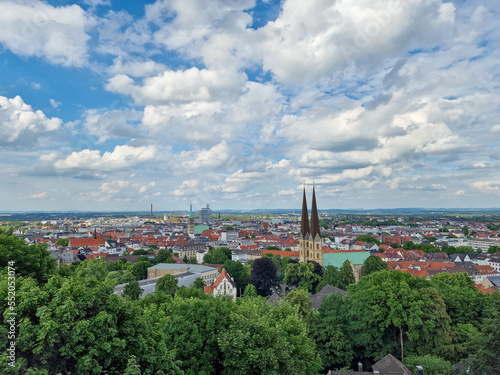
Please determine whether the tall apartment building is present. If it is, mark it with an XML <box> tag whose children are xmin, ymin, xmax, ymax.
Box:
<box><xmin>199</xmin><ymin>204</ymin><xmax>212</xmax><ymax>223</ymax></box>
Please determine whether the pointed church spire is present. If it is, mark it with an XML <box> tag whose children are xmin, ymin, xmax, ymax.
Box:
<box><xmin>310</xmin><ymin>184</ymin><xmax>321</xmax><ymax>240</ymax></box>
<box><xmin>189</xmin><ymin>203</ymin><xmax>193</xmax><ymax>219</ymax></box>
<box><xmin>300</xmin><ymin>183</ymin><xmax>310</xmax><ymax>238</ymax></box>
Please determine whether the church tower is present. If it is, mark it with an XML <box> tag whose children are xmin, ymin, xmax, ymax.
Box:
<box><xmin>299</xmin><ymin>186</ymin><xmax>310</xmax><ymax>263</ymax></box>
<box><xmin>187</xmin><ymin>203</ymin><xmax>195</xmax><ymax>237</ymax></box>
<box><xmin>299</xmin><ymin>184</ymin><xmax>323</xmax><ymax>266</ymax></box>
<box><xmin>309</xmin><ymin>185</ymin><xmax>323</xmax><ymax>266</ymax></box>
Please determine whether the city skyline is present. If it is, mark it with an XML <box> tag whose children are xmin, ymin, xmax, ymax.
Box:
<box><xmin>1</xmin><ymin>0</ymin><xmax>500</xmax><ymax>211</ymax></box>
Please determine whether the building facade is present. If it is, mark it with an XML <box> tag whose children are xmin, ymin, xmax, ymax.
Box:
<box><xmin>204</xmin><ymin>269</ymin><xmax>237</xmax><ymax>301</ymax></box>
<box><xmin>187</xmin><ymin>203</ymin><xmax>195</xmax><ymax>237</ymax></box>
<box><xmin>199</xmin><ymin>204</ymin><xmax>212</xmax><ymax>223</ymax></box>
<box><xmin>147</xmin><ymin>263</ymin><xmax>219</xmax><ymax>285</ymax></box>
<box><xmin>299</xmin><ymin>186</ymin><xmax>323</xmax><ymax>266</ymax></box>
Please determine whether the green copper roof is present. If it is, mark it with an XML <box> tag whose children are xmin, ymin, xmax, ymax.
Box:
<box><xmin>323</xmin><ymin>252</ymin><xmax>370</xmax><ymax>268</ymax></box>
<box><xmin>194</xmin><ymin>225</ymin><xmax>209</xmax><ymax>234</ymax></box>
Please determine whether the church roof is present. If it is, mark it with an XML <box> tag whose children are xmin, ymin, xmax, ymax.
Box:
<box><xmin>300</xmin><ymin>186</ymin><xmax>310</xmax><ymax>238</ymax></box>
<box><xmin>309</xmin><ymin>185</ymin><xmax>321</xmax><ymax>239</ymax></box>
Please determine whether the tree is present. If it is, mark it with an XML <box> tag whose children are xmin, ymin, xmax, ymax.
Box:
<box><xmin>338</xmin><ymin>260</ymin><xmax>355</xmax><ymax>289</ymax></box>
<box><xmin>175</xmin><ymin>285</ymin><xmax>206</xmax><ymax>299</ymax></box>
<box><xmin>471</xmin><ymin>293</ymin><xmax>500</xmax><ymax>374</ymax></box>
<box><xmin>131</xmin><ymin>260</ymin><xmax>151</xmax><ymax>280</ymax></box>
<box><xmin>487</xmin><ymin>245</ymin><xmax>500</xmax><ymax>254</ymax></box>
<box><xmin>155</xmin><ymin>274</ymin><xmax>179</xmax><ymax>296</ymax></box>
<box><xmin>0</xmin><ymin>229</ymin><xmax>57</xmax><ymax>284</ymax></box>
<box><xmin>311</xmin><ymin>293</ymin><xmax>354</xmax><ymax>370</ymax></box>
<box><xmin>123</xmin><ymin>280</ymin><xmax>143</xmax><ymax>300</ymax></box>
<box><xmin>223</xmin><ymin>260</ymin><xmax>246</xmax><ymax>294</ymax></box>
<box><xmin>243</xmin><ymin>284</ymin><xmax>258</xmax><ymax>298</ymax></box>
<box><xmin>124</xmin><ymin>355</ymin><xmax>141</xmax><ymax>375</ymax></box>
<box><xmin>430</xmin><ymin>272</ymin><xmax>486</xmax><ymax>328</ymax></box>
<box><xmin>348</xmin><ymin>271</ymin><xmax>453</xmax><ymax>361</ymax></box>
<box><xmin>133</xmin><ymin>249</ymin><xmax>154</xmax><ymax>255</ymax></box>
<box><xmin>188</xmin><ymin>257</ymin><xmax>198</xmax><ymax>264</ymax></box>
<box><xmin>462</xmin><ymin>226</ymin><xmax>469</xmax><ymax>236</ymax></box>
<box><xmin>362</xmin><ymin>255</ymin><xmax>388</xmax><ymax>276</ymax></box>
<box><xmin>55</xmin><ymin>238</ymin><xmax>69</xmax><ymax>246</ymax></box>
<box><xmin>193</xmin><ymin>277</ymin><xmax>205</xmax><ymax>290</ymax></box>
<box><xmin>404</xmin><ymin>355</ymin><xmax>453</xmax><ymax>375</ymax></box>
<box><xmin>203</xmin><ymin>247</ymin><xmax>231</xmax><ymax>264</ymax></box>
<box><xmin>265</xmin><ymin>245</ymin><xmax>281</xmax><ymax>250</ymax></box>
<box><xmin>156</xmin><ymin>248</ymin><xmax>173</xmax><ymax>263</ymax></box>
<box><xmin>13</xmin><ymin>274</ymin><xmax>182</xmax><ymax>374</ymax></box>
<box><xmin>317</xmin><ymin>265</ymin><xmax>341</xmax><ymax>291</ymax></box>
<box><xmin>218</xmin><ymin>298</ymin><xmax>322</xmax><ymax>375</ymax></box>
<box><xmin>284</xmin><ymin>262</ymin><xmax>320</xmax><ymax>292</ymax></box>
<box><xmin>285</xmin><ymin>288</ymin><xmax>314</xmax><ymax>326</ymax></box>
<box><xmin>249</xmin><ymin>257</ymin><xmax>279</xmax><ymax>297</ymax></box>
<box><xmin>356</xmin><ymin>234</ymin><xmax>381</xmax><ymax>245</ymax></box>
<box><xmin>308</xmin><ymin>260</ymin><xmax>323</xmax><ymax>292</ymax></box>
<box><xmin>163</xmin><ymin>297</ymin><xmax>233</xmax><ymax>375</ymax></box>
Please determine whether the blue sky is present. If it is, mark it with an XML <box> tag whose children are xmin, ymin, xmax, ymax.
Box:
<box><xmin>1</xmin><ymin>0</ymin><xmax>500</xmax><ymax>212</ymax></box>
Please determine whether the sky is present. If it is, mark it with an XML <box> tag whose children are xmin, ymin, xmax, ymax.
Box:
<box><xmin>1</xmin><ymin>0</ymin><xmax>500</xmax><ymax>212</ymax></box>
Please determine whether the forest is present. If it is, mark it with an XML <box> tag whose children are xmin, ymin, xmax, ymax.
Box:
<box><xmin>1</xmin><ymin>229</ymin><xmax>499</xmax><ymax>375</ymax></box>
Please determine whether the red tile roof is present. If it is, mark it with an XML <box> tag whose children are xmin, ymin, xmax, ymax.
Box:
<box><xmin>262</xmin><ymin>250</ymin><xmax>299</xmax><ymax>258</ymax></box>
<box><xmin>69</xmin><ymin>237</ymin><xmax>106</xmax><ymax>248</ymax></box>
<box><xmin>205</xmin><ymin>269</ymin><xmax>235</xmax><ymax>294</ymax></box>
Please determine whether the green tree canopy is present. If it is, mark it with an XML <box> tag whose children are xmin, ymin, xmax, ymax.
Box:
<box><xmin>403</xmin><ymin>355</ymin><xmax>453</xmax><ymax>375</ymax></box>
<box><xmin>203</xmin><ymin>247</ymin><xmax>232</xmax><ymax>264</ymax></box>
<box><xmin>11</xmin><ymin>274</ymin><xmax>181</xmax><ymax>374</ymax></box>
<box><xmin>243</xmin><ymin>284</ymin><xmax>258</xmax><ymax>298</ymax></box>
<box><xmin>355</xmin><ymin>234</ymin><xmax>381</xmax><ymax>245</ymax></box>
<box><xmin>218</xmin><ymin>298</ymin><xmax>322</xmax><ymax>375</ymax></box>
<box><xmin>0</xmin><ymin>229</ymin><xmax>57</xmax><ymax>284</ymax></box>
<box><xmin>338</xmin><ymin>260</ymin><xmax>355</xmax><ymax>290</ymax></box>
<box><xmin>223</xmin><ymin>260</ymin><xmax>246</xmax><ymax>294</ymax></box>
<box><xmin>285</xmin><ymin>288</ymin><xmax>315</xmax><ymax>326</ymax></box>
<box><xmin>487</xmin><ymin>245</ymin><xmax>500</xmax><ymax>254</ymax></box>
<box><xmin>155</xmin><ymin>274</ymin><xmax>179</xmax><ymax>296</ymax></box>
<box><xmin>311</xmin><ymin>293</ymin><xmax>354</xmax><ymax>370</ymax></box>
<box><xmin>131</xmin><ymin>260</ymin><xmax>152</xmax><ymax>280</ymax></box>
<box><xmin>55</xmin><ymin>238</ymin><xmax>69</xmax><ymax>246</ymax></box>
<box><xmin>163</xmin><ymin>297</ymin><xmax>233</xmax><ymax>375</ymax></box>
<box><xmin>193</xmin><ymin>277</ymin><xmax>205</xmax><ymax>290</ymax></box>
<box><xmin>348</xmin><ymin>270</ymin><xmax>453</xmax><ymax>361</ymax></box>
<box><xmin>471</xmin><ymin>293</ymin><xmax>500</xmax><ymax>374</ymax></box>
<box><xmin>362</xmin><ymin>255</ymin><xmax>388</xmax><ymax>277</ymax></box>
<box><xmin>284</xmin><ymin>262</ymin><xmax>320</xmax><ymax>292</ymax></box>
<box><xmin>123</xmin><ymin>280</ymin><xmax>143</xmax><ymax>300</ymax></box>
<box><xmin>317</xmin><ymin>265</ymin><xmax>341</xmax><ymax>291</ymax></box>
<box><xmin>156</xmin><ymin>248</ymin><xmax>173</xmax><ymax>263</ymax></box>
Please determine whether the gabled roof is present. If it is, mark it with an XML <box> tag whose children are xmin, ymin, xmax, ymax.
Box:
<box><xmin>317</xmin><ymin>284</ymin><xmax>347</xmax><ymax>296</ymax></box>
<box><xmin>267</xmin><ymin>293</ymin><xmax>285</xmax><ymax>305</ymax></box>
<box><xmin>212</xmin><ymin>269</ymin><xmax>236</xmax><ymax>289</ymax></box>
<box><xmin>372</xmin><ymin>354</ymin><xmax>413</xmax><ymax>374</ymax></box>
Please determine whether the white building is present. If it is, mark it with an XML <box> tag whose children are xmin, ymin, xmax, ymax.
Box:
<box><xmin>204</xmin><ymin>269</ymin><xmax>237</xmax><ymax>301</ymax></box>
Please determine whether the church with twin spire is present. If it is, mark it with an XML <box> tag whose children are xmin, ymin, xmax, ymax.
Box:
<box><xmin>299</xmin><ymin>185</ymin><xmax>324</xmax><ymax>266</ymax></box>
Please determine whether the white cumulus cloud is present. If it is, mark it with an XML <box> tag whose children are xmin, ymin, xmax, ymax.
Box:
<box><xmin>0</xmin><ymin>95</ymin><xmax>62</xmax><ymax>147</ymax></box>
<box><xmin>0</xmin><ymin>0</ymin><xmax>91</xmax><ymax>67</ymax></box>
<box><xmin>54</xmin><ymin>145</ymin><xmax>157</xmax><ymax>171</ymax></box>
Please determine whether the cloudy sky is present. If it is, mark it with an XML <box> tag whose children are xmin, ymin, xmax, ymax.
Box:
<box><xmin>1</xmin><ymin>0</ymin><xmax>499</xmax><ymax>212</ymax></box>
